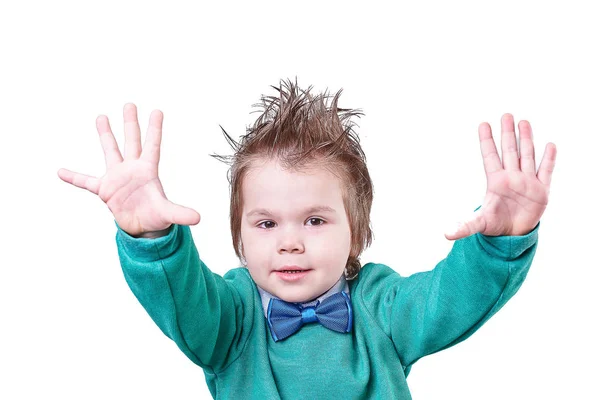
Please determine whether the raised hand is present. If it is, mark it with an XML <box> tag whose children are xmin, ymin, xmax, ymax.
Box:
<box><xmin>57</xmin><ymin>103</ymin><xmax>201</xmax><ymax>237</ymax></box>
<box><xmin>445</xmin><ymin>113</ymin><xmax>557</xmax><ymax>240</ymax></box>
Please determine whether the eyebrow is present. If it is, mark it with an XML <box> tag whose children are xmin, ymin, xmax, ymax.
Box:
<box><xmin>246</xmin><ymin>206</ymin><xmax>337</xmax><ymax>218</ymax></box>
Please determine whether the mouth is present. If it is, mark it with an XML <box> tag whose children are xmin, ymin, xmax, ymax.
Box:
<box><xmin>275</xmin><ymin>266</ymin><xmax>309</xmax><ymax>273</ymax></box>
<box><xmin>274</xmin><ymin>266</ymin><xmax>311</xmax><ymax>281</ymax></box>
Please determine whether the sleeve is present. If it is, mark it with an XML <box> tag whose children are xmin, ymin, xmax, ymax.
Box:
<box><xmin>361</xmin><ymin>222</ymin><xmax>539</xmax><ymax>371</ymax></box>
<box><xmin>114</xmin><ymin>222</ymin><xmax>252</xmax><ymax>373</ymax></box>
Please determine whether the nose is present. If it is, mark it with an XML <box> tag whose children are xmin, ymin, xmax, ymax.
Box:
<box><xmin>277</xmin><ymin>227</ymin><xmax>305</xmax><ymax>254</ymax></box>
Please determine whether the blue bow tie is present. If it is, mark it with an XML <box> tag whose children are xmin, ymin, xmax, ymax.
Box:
<box><xmin>267</xmin><ymin>291</ymin><xmax>353</xmax><ymax>342</ymax></box>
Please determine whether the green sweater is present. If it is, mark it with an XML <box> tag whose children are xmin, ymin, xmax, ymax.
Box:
<box><xmin>115</xmin><ymin>222</ymin><xmax>539</xmax><ymax>399</ymax></box>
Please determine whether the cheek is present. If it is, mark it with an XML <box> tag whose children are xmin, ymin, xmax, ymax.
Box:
<box><xmin>240</xmin><ymin>226</ymin><xmax>251</xmax><ymax>259</ymax></box>
<box><xmin>311</xmin><ymin>227</ymin><xmax>352</xmax><ymax>262</ymax></box>
<box><xmin>334</xmin><ymin>223</ymin><xmax>352</xmax><ymax>251</ymax></box>
<box><xmin>240</xmin><ymin>227</ymin><xmax>267</xmax><ymax>260</ymax></box>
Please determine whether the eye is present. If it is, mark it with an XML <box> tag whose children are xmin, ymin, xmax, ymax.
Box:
<box><xmin>257</xmin><ymin>220</ymin><xmax>276</xmax><ymax>229</ymax></box>
<box><xmin>306</xmin><ymin>217</ymin><xmax>325</xmax><ymax>226</ymax></box>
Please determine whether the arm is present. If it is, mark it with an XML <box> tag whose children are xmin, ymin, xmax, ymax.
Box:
<box><xmin>386</xmin><ymin>113</ymin><xmax>555</xmax><ymax>370</ymax></box>
<box><xmin>58</xmin><ymin>105</ymin><xmax>253</xmax><ymax>372</ymax></box>
<box><xmin>116</xmin><ymin>222</ymin><xmax>252</xmax><ymax>373</ymax></box>
<box><xmin>367</xmin><ymin>223</ymin><xmax>539</xmax><ymax>369</ymax></box>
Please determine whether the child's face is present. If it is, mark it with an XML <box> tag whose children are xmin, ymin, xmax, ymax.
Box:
<box><xmin>240</xmin><ymin>158</ymin><xmax>352</xmax><ymax>303</ymax></box>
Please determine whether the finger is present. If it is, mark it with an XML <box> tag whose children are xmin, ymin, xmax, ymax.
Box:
<box><xmin>444</xmin><ymin>209</ymin><xmax>486</xmax><ymax>240</ymax></box>
<box><xmin>518</xmin><ymin>120</ymin><xmax>536</xmax><ymax>176</ymax></box>
<box><xmin>500</xmin><ymin>113</ymin><xmax>520</xmax><ymax>171</ymax></box>
<box><xmin>123</xmin><ymin>103</ymin><xmax>142</xmax><ymax>160</ymax></box>
<box><xmin>166</xmin><ymin>201</ymin><xmax>201</xmax><ymax>226</ymax></box>
<box><xmin>57</xmin><ymin>168</ymin><xmax>101</xmax><ymax>195</ymax></box>
<box><xmin>141</xmin><ymin>109</ymin><xmax>164</xmax><ymax>165</ymax></box>
<box><xmin>537</xmin><ymin>142</ymin><xmax>557</xmax><ymax>186</ymax></box>
<box><xmin>96</xmin><ymin>115</ymin><xmax>124</xmax><ymax>169</ymax></box>
<box><xmin>479</xmin><ymin>122</ymin><xmax>502</xmax><ymax>175</ymax></box>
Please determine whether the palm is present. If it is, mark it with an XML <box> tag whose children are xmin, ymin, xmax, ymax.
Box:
<box><xmin>446</xmin><ymin>114</ymin><xmax>557</xmax><ymax>240</ymax></box>
<box><xmin>478</xmin><ymin>167</ymin><xmax>548</xmax><ymax>237</ymax></box>
<box><xmin>100</xmin><ymin>159</ymin><xmax>170</xmax><ymax>235</ymax></box>
<box><xmin>58</xmin><ymin>104</ymin><xmax>200</xmax><ymax>237</ymax></box>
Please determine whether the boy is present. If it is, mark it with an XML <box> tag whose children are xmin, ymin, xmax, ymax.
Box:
<box><xmin>57</xmin><ymin>81</ymin><xmax>557</xmax><ymax>399</ymax></box>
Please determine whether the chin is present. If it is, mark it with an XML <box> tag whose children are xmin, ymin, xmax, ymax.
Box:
<box><xmin>277</xmin><ymin>290</ymin><xmax>315</xmax><ymax>304</ymax></box>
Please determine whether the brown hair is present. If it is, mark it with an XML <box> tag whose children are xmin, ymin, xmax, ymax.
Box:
<box><xmin>212</xmin><ymin>79</ymin><xmax>373</xmax><ymax>278</ymax></box>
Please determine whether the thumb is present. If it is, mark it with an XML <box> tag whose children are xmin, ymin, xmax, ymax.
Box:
<box><xmin>166</xmin><ymin>201</ymin><xmax>202</xmax><ymax>227</ymax></box>
<box><xmin>444</xmin><ymin>208</ymin><xmax>485</xmax><ymax>241</ymax></box>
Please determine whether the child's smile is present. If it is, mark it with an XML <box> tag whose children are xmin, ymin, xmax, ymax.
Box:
<box><xmin>240</xmin><ymin>158</ymin><xmax>352</xmax><ymax>303</ymax></box>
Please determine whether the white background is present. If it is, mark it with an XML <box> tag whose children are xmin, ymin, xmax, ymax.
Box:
<box><xmin>1</xmin><ymin>1</ymin><xmax>598</xmax><ymax>399</ymax></box>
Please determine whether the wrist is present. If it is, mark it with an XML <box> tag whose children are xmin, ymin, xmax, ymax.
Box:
<box><xmin>133</xmin><ymin>225</ymin><xmax>173</xmax><ymax>239</ymax></box>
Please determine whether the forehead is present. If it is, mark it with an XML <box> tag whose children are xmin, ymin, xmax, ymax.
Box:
<box><xmin>242</xmin><ymin>158</ymin><xmax>346</xmax><ymax>211</ymax></box>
